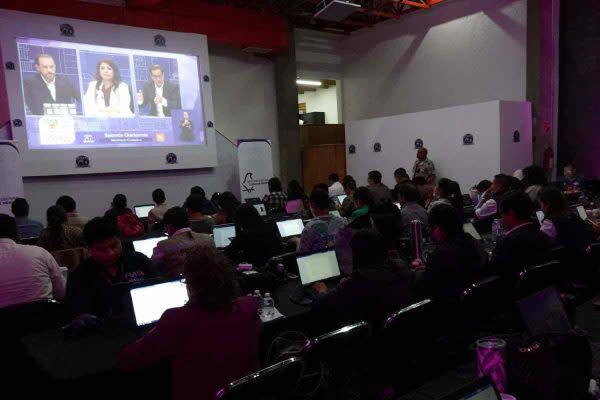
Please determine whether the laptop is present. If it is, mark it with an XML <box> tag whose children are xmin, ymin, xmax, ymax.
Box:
<box><xmin>244</xmin><ymin>197</ymin><xmax>262</xmax><ymax>205</ymax></box>
<box><xmin>129</xmin><ymin>278</ymin><xmax>189</xmax><ymax>327</ymax></box>
<box><xmin>536</xmin><ymin>210</ymin><xmax>545</xmax><ymax>224</ymax></box>
<box><xmin>518</xmin><ymin>286</ymin><xmax>571</xmax><ymax>337</ymax></box>
<box><xmin>213</xmin><ymin>223</ymin><xmax>236</xmax><ymax>249</ymax></box>
<box><xmin>276</xmin><ymin>218</ymin><xmax>305</xmax><ymax>239</ymax></box>
<box><xmin>463</xmin><ymin>222</ymin><xmax>482</xmax><ymax>241</ymax></box>
<box><xmin>576</xmin><ymin>205</ymin><xmax>589</xmax><ymax>221</ymax></box>
<box><xmin>441</xmin><ymin>377</ymin><xmax>501</xmax><ymax>400</ymax></box>
<box><xmin>253</xmin><ymin>203</ymin><xmax>267</xmax><ymax>217</ymax></box>
<box><xmin>132</xmin><ymin>236</ymin><xmax>164</xmax><ymax>258</ymax></box>
<box><xmin>297</xmin><ymin>248</ymin><xmax>341</xmax><ymax>287</ymax></box>
<box><xmin>286</xmin><ymin>199</ymin><xmax>304</xmax><ymax>214</ymax></box>
<box><xmin>134</xmin><ymin>204</ymin><xmax>154</xmax><ymax>219</ymax></box>
<box><xmin>393</xmin><ymin>202</ymin><xmax>402</xmax><ymax>210</ymax></box>
<box><xmin>336</xmin><ymin>194</ymin><xmax>347</xmax><ymax>205</ymax></box>
<box><xmin>329</xmin><ymin>210</ymin><xmax>341</xmax><ymax>218</ymax></box>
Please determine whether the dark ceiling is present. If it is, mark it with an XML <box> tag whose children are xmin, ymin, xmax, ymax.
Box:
<box><xmin>206</xmin><ymin>0</ymin><xmax>449</xmax><ymax>34</ymax></box>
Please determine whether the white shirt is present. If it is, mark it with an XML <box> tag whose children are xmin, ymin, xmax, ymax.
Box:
<box><xmin>475</xmin><ymin>198</ymin><xmax>498</xmax><ymax>219</ymax></box>
<box><xmin>328</xmin><ymin>181</ymin><xmax>345</xmax><ymax>198</ymax></box>
<box><xmin>540</xmin><ymin>219</ymin><xmax>557</xmax><ymax>239</ymax></box>
<box><xmin>155</xmin><ymin>84</ymin><xmax>168</xmax><ymax>117</ymax></box>
<box><xmin>0</xmin><ymin>238</ymin><xmax>66</xmax><ymax>309</ymax></box>
<box><xmin>44</xmin><ymin>77</ymin><xmax>56</xmax><ymax>101</ymax></box>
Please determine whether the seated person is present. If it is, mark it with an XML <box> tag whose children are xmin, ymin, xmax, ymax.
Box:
<box><xmin>328</xmin><ymin>173</ymin><xmax>345</xmax><ymax>198</ymax></box>
<box><xmin>66</xmin><ymin>217</ymin><xmax>157</xmax><ymax>318</ymax></box>
<box><xmin>118</xmin><ymin>246</ymin><xmax>261</xmax><ymax>400</ymax></box>
<box><xmin>287</xmin><ymin>179</ymin><xmax>308</xmax><ymax>212</ymax></box>
<box><xmin>212</xmin><ymin>192</ymin><xmax>240</xmax><ymax>226</ymax></box>
<box><xmin>392</xmin><ymin>168</ymin><xmax>411</xmax><ymax>201</ymax></box>
<box><xmin>397</xmin><ymin>183</ymin><xmax>428</xmax><ymax>232</ymax></box>
<box><xmin>414</xmin><ymin>204</ymin><xmax>488</xmax><ymax>301</ymax></box>
<box><xmin>559</xmin><ymin>162</ymin><xmax>584</xmax><ymax>190</ymax></box>
<box><xmin>104</xmin><ymin>193</ymin><xmax>133</xmax><ymax>222</ymax></box>
<box><xmin>224</xmin><ymin>204</ymin><xmax>283</xmax><ymax>267</ymax></box>
<box><xmin>367</xmin><ymin>170</ymin><xmax>392</xmax><ymax>207</ymax></box>
<box><xmin>0</xmin><ymin>214</ymin><xmax>66</xmax><ymax>309</ymax></box>
<box><xmin>148</xmin><ymin>188</ymin><xmax>168</xmax><ymax>225</ymax></box>
<box><xmin>474</xmin><ymin>174</ymin><xmax>511</xmax><ymax>233</ymax></box>
<box><xmin>413</xmin><ymin>176</ymin><xmax>434</xmax><ymax>209</ymax></box>
<box><xmin>428</xmin><ymin>178</ymin><xmax>463</xmax><ymax>214</ymax></box>
<box><xmin>490</xmin><ymin>191</ymin><xmax>551</xmax><ymax>282</ymax></box>
<box><xmin>311</xmin><ymin>229</ymin><xmax>412</xmax><ymax>329</ymax></box>
<box><xmin>262</xmin><ymin>177</ymin><xmax>288</xmax><ymax>213</ymax></box>
<box><xmin>186</xmin><ymin>194</ymin><xmax>215</xmax><ymax>234</ymax></box>
<box><xmin>294</xmin><ymin>189</ymin><xmax>345</xmax><ymax>253</ymax></box>
<box><xmin>522</xmin><ymin>165</ymin><xmax>547</xmax><ymax>204</ymax></box>
<box><xmin>37</xmin><ymin>205</ymin><xmax>84</xmax><ymax>252</ymax></box>
<box><xmin>152</xmin><ymin>207</ymin><xmax>214</xmax><ymax>277</ymax></box>
<box><xmin>538</xmin><ymin>186</ymin><xmax>595</xmax><ymax>256</ymax></box>
<box><xmin>469</xmin><ymin>180</ymin><xmax>492</xmax><ymax>206</ymax></box>
<box><xmin>56</xmin><ymin>195</ymin><xmax>89</xmax><ymax>229</ymax></box>
<box><xmin>183</xmin><ymin>186</ymin><xmax>217</xmax><ymax>215</ymax></box>
<box><xmin>338</xmin><ymin>179</ymin><xmax>357</xmax><ymax>218</ymax></box>
<box><xmin>11</xmin><ymin>198</ymin><xmax>44</xmax><ymax>239</ymax></box>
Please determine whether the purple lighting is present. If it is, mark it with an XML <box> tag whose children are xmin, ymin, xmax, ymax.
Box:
<box><xmin>476</xmin><ymin>337</ymin><xmax>507</xmax><ymax>393</ymax></box>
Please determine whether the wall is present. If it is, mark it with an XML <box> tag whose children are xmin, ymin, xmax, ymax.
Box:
<box><xmin>341</xmin><ymin>0</ymin><xmax>528</xmax><ymax>122</ymax></box>
<box><xmin>298</xmin><ymin>84</ymin><xmax>340</xmax><ymax>124</ymax></box>
<box><xmin>295</xmin><ymin>28</ymin><xmax>344</xmax><ymax>81</ymax></box>
<box><xmin>345</xmin><ymin>101</ymin><xmax>532</xmax><ymax>193</ymax></box>
<box><xmin>22</xmin><ymin>44</ymin><xmax>279</xmax><ymax>221</ymax></box>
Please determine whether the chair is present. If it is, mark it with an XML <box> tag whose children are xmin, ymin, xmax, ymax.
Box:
<box><xmin>51</xmin><ymin>247</ymin><xmax>88</xmax><ymax>270</ymax></box>
<box><xmin>0</xmin><ymin>299</ymin><xmax>68</xmax><ymax>339</ymax></box>
<box><xmin>215</xmin><ymin>357</ymin><xmax>305</xmax><ymax>400</ymax></box>
<box><xmin>19</xmin><ymin>237</ymin><xmax>39</xmax><ymax>245</ymax></box>
<box><xmin>514</xmin><ymin>261</ymin><xmax>562</xmax><ymax>299</ymax></box>
<box><xmin>460</xmin><ymin>275</ymin><xmax>512</xmax><ymax>335</ymax></box>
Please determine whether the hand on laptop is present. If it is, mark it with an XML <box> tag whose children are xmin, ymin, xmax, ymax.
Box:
<box><xmin>312</xmin><ymin>282</ymin><xmax>328</xmax><ymax>295</ymax></box>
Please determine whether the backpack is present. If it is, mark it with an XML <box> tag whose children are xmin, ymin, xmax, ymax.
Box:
<box><xmin>116</xmin><ymin>212</ymin><xmax>145</xmax><ymax>238</ymax></box>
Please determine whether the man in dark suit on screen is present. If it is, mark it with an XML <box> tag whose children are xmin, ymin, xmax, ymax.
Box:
<box><xmin>137</xmin><ymin>64</ymin><xmax>181</xmax><ymax>117</ymax></box>
<box><xmin>23</xmin><ymin>54</ymin><xmax>81</xmax><ymax>115</ymax></box>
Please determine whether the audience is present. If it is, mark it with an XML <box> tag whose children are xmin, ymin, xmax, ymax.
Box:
<box><xmin>56</xmin><ymin>195</ymin><xmax>89</xmax><ymax>229</ymax></box>
<box><xmin>186</xmin><ymin>194</ymin><xmax>215</xmax><ymax>234</ymax></box>
<box><xmin>474</xmin><ymin>174</ymin><xmax>511</xmax><ymax>233</ymax></box>
<box><xmin>152</xmin><ymin>207</ymin><xmax>215</xmax><ymax>277</ymax></box>
<box><xmin>412</xmin><ymin>147</ymin><xmax>436</xmax><ymax>184</ymax></box>
<box><xmin>428</xmin><ymin>178</ymin><xmax>463</xmax><ymax>213</ymax></box>
<box><xmin>287</xmin><ymin>180</ymin><xmax>307</xmax><ymax>203</ymax></box>
<box><xmin>490</xmin><ymin>191</ymin><xmax>551</xmax><ymax>281</ymax></box>
<box><xmin>538</xmin><ymin>186</ymin><xmax>595</xmax><ymax>256</ymax></box>
<box><xmin>224</xmin><ymin>204</ymin><xmax>283</xmax><ymax>267</ymax></box>
<box><xmin>397</xmin><ymin>183</ymin><xmax>428</xmax><ymax>232</ymax></box>
<box><xmin>118</xmin><ymin>246</ymin><xmax>261</xmax><ymax>400</ymax></box>
<box><xmin>413</xmin><ymin>176</ymin><xmax>434</xmax><ymax>209</ymax></box>
<box><xmin>66</xmin><ymin>217</ymin><xmax>157</xmax><ymax>318</ymax></box>
<box><xmin>417</xmin><ymin>205</ymin><xmax>487</xmax><ymax>301</ymax></box>
<box><xmin>11</xmin><ymin>197</ymin><xmax>44</xmax><ymax>239</ymax></box>
<box><xmin>559</xmin><ymin>162</ymin><xmax>584</xmax><ymax>190</ymax></box>
<box><xmin>339</xmin><ymin>178</ymin><xmax>357</xmax><ymax>218</ymax></box>
<box><xmin>37</xmin><ymin>205</ymin><xmax>84</xmax><ymax>252</ymax></box>
<box><xmin>104</xmin><ymin>194</ymin><xmax>132</xmax><ymax>221</ymax></box>
<box><xmin>367</xmin><ymin>170</ymin><xmax>392</xmax><ymax>207</ymax></box>
<box><xmin>187</xmin><ymin>186</ymin><xmax>217</xmax><ymax>215</ymax></box>
<box><xmin>262</xmin><ymin>177</ymin><xmax>287</xmax><ymax>213</ymax></box>
<box><xmin>522</xmin><ymin>165</ymin><xmax>547</xmax><ymax>204</ymax></box>
<box><xmin>148</xmin><ymin>188</ymin><xmax>168</xmax><ymax>225</ymax></box>
<box><xmin>392</xmin><ymin>168</ymin><xmax>411</xmax><ymax>200</ymax></box>
<box><xmin>212</xmin><ymin>192</ymin><xmax>241</xmax><ymax>226</ymax></box>
<box><xmin>295</xmin><ymin>189</ymin><xmax>345</xmax><ymax>253</ymax></box>
<box><xmin>0</xmin><ymin>214</ymin><xmax>66</xmax><ymax>309</ymax></box>
<box><xmin>327</xmin><ymin>173</ymin><xmax>345</xmax><ymax>198</ymax></box>
<box><xmin>312</xmin><ymin>229</ymin><xmax>412</xmax><ymax>329</ymax></box>
<box><xmin>350</xmin><ymin>186</ymin><xmax>374</xmax><ymax>227</ymax></box>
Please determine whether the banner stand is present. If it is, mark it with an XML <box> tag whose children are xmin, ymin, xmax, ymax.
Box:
<box><xmin>0</xmin><ymin>140</ymin><xmax>24</xmax><ymax>215</ymax></box>
<box><xmin>237</xmin><ymin>139</ymin><xmax>273</xmax><ymax>202</ymax></box>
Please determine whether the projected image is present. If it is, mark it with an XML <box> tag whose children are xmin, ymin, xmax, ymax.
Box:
<box><xmin>16</xmin><ymin>37</ymin><xmax>205</xmax><ymax>149</ymax></box>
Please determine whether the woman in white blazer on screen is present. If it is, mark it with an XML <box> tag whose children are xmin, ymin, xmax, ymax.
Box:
<box><xmin>83</xmin><ymin>59</ymin><xmax>133</xmax><ymax>117</ymax></box>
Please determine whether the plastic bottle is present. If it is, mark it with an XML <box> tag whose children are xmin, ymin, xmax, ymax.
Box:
<box><xmin>253</xmin><ymin>290</ymin><xmax>263</xmax><ymax>315</ymax></box>
<box><xmin>262</xmin><ymin>293</ymin><xmax>275</xmax><ymax>318</ymax></box>
<box><xmin>492</xmin><ymin>219</ymin><xmax>503</xmax><ymax>240</ymax></box>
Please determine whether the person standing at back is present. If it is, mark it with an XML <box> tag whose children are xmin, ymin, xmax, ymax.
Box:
<box><xmin>367</xmin><ymin>170</ymin><xmax>392</xmax><ymax>207</ymax></box>
<box><xmin>262</xmin><ymin>177</ymin><xmax>288</xmax><ymax>213</ymax></box>
<box><xmin>327</xmin><ymin>173</ymin><xmax>345</xmax><ymax>198</ymax></box>
<box><xmin>56</xmin><ymin>195</ymin><xmax>89</xmax><ymax>230</ymax></box>
<box><xmin>0</xmin><ymin>214</ymin><xmax>66</xmax><ymax>309</ymax></box>
<box><xmin>148</xmin><ymin>189</ymin><xmax>168</xmax><ymax>225</ymax></box>
<box><xmin>11</xmin><ymin>198</ymin><xmax>44</xmax><ymax>239</ymax></box>
<box><xmin>294</xmin><ymin>189</ymin><xmax>345</xmax><ymax>253</ymax></box>
<box><xmin>412</xmin><ymin>148</ymin><xmax>436</xmax><ymax>184</ymax></box>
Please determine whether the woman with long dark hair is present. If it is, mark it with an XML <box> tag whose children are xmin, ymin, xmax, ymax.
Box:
<box><xmin>212</xmin><ymin>192</ymin><xmax>241</xmax><ymax>225</ymax></box>
<box><xmin>84</xmin><ymin>59</ymin><xmax>132</xmax><ymax>116</ymax></box>
<box><xmin>37</xmin><ymin>205</ymin><xmax>84</xmax><ymax>252</ymax></box>
<box><xmin>118</xmin><ymin>246</ymin><xmax>261</xmax><ymax>400</ymax></box>
<box><xmin>429</xmin><ymin>178</ymin><xmax>463</xmax><ymax>212</ymax></box>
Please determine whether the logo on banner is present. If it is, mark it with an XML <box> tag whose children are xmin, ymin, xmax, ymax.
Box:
<box><xmin>242</xmin><ymin>172</ymin><xmax>269</xmax><ymax>194</ymax></box>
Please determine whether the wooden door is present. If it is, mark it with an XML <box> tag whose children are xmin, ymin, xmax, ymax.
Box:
<box><xmin>303</xmin><ymin>144</ymin><xmax>346</xmax><ymax>191</ymax></box>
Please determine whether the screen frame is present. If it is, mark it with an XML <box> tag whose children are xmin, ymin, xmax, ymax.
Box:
<box><xmin>129</xmin><ymin>276</ymin><xmax>188</xmax><ymax>327</ymax></box>
<box><xmin>132</xmin><ymin>236</ymin><xmax>164</xmax><ymax>258</ymax></box>
<box><xmin>276</xmin><ymin>218</ymin><xmax>305</xmax><ymax>239</ymax></box>
<box><xmin>213</xmin><ymin>223</ymin><xmax>236</xmax><ymax>248</ymax></box>
<box><xmin>296</xmin><ymin>247</ymin><xmax>341</xmax><ymax>286</ymax></box>
<box><xmin>0</xmin><ymin>10</ymin><xmax>217</xmax><ymax>176</ymax></box>
<box><xmin>134</xmin><ymin>204</ymin><xmax>155</xmax><ymax>218</ymax></box>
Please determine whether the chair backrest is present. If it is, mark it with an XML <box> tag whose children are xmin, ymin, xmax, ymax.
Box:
<box><xmin>459</xmin><ymin>275</ymin><xmax>507</xmax><ymax>331</ymax></box>
<box><xmin>515</xmin><ymin>260</ymin><xmax>562</xmax><ymax>298</ymax></box>
<box><xmin>216</xmin><ymin>357</ymin><xmax>305</xmax><ymax>400</ymax></box>
<box><xmin>309</xmin><ymin>321</ymin><xmax>372</xmax><ymax>362</ymax></box>
<box><xmin>381</xmin><ymin>299</ymin><xmax>436</xmax><ymax>348</ymax></box>
<box><xmin>51</xmin><ymin>247</ymin><xmax>88</xmax><ymax>270</ymax></box>
<box><xmin>19</xmin><ymin>237</ymin><xmax>39</xmax><ymax>245</ymax></box>
<box><xmin>0</xmin><ymin>300</ymin><xmax>68</xmax><ymax>339</ymax></box>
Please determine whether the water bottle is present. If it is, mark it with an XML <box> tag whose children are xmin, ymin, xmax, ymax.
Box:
<box><xmin>492</xmin><ymin>219</ymin><xmax>503</xmax><ymax>240</ymax></box>
<box><xmin>253</xmin><ymin>290</ymin><xmax>263</xmax><ymax>316</ymax></box>
<box><xmin>410</xmin><ymin>220</ymin><xmax>424</xmax><ymax>261</ymax></box>
<box><xmin>262</xmin><ymin>293</ymin><xmax>275</xmax><ymax>318</ymax></box>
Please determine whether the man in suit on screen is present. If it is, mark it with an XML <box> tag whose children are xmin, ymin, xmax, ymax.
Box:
<box><xmin>23</xmin><ymin>54</ymin><xmax>81</xmax><ymax>115</ymax></box>
<box><xmin>137</xmin><ymin>64</ymin><xmax>181</xmax><ymax>117</ymax></box>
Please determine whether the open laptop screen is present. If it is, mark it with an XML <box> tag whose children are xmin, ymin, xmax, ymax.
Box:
<box><xmin>463</xmin><ymin>222</ymin><xmax>482</xmax><ymax>241</ymax></box>
<box><xmin>253</xmin><ymin>203</ymin><xmax>267</xmax><ymax>216</ymax></box>
<box><xmin>577</xmin><ymin>205</ymin><xmax>588</xmax><ymax>221</ymax></box>
<box><xmin>133</xmin><ymin>236</ymin><xmax>163</xmax><ymax>259</ymax></box>
<box><xmin>276</xmin><ymin>219</ymin><xmax>304</xmax><ymax>238</ymax></box>
<box><xmin>518</xmin><ymin>286</ymin><xmax>571</xmax><ymax>336</ymax></box>
<box><xmin>130</xmin><ymin>279</ymin><xmax>189</xmax><ymax>326</ymax></box>
<box><xmin>134</xmin><ymin>204</ymin><xmax>154</xmax><ymax>218</ymax></box>
<box><xmin>213</xmin><ymin>224</ymin><xmax>236</xmax><ymax>248</ymax></box>
<box><xmin>297</xmin><ymin>249</ymin><xmax>341</xmax><ymax>286</ymax></box>
<box><xmin>536</xmin><ymin>210</ymin><xmax>545</xmax><ymax>224</ymax></box>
